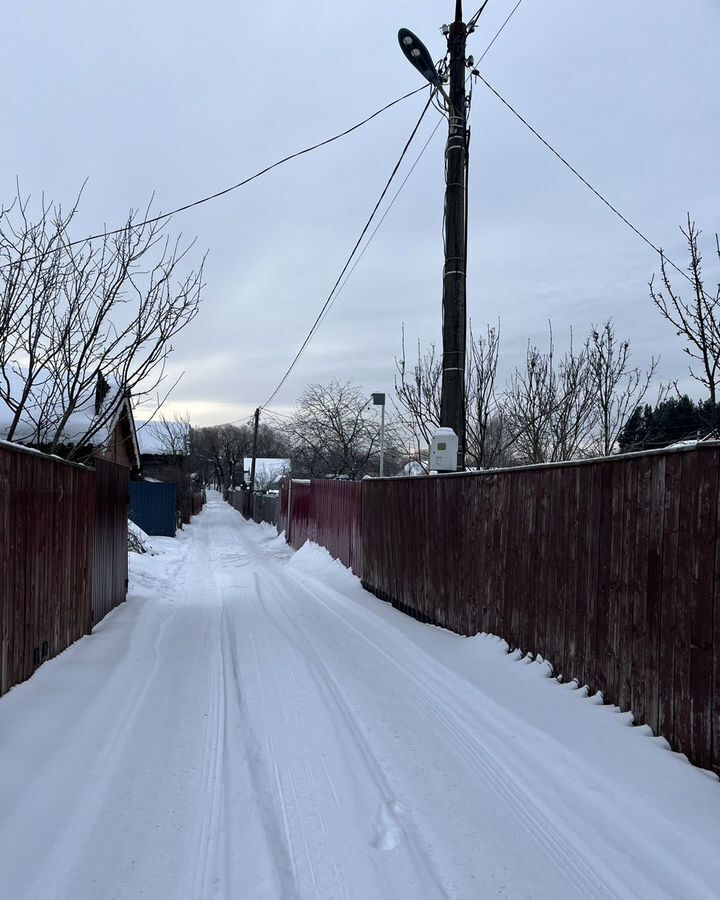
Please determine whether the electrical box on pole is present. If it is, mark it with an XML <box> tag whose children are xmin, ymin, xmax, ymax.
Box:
<box><xmin>429</xmin><ymin>427</ymin><xmax>459</xmax><ymax>472</ymax></box>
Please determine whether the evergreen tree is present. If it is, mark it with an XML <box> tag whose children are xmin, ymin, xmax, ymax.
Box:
<box><xmin>618</xmin><ymin>396</ymin><xmax>719</xmax><ymax>451</ymax></box>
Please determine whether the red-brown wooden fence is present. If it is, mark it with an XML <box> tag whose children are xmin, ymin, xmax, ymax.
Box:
<box><xmin>92</xmin><ymin>457</ymin><xmax>129</xmax><ymax>625</ymax></box>
<box><xmin>1</xmin><ymin>443</ymin><xmax>95</xmax><ymax>695</ymax></box>
<box><xmin>279</xmin><ymin>443</ymin><xmax>720</xmax><ymax>774</ymax></box>
<box><xmin>361</xmin><ymin>443</ymin><xmax>720</xmax><ymax>774</ymax></box>
<box><xmin>0</xmin><ymin>442</ymin><xmax>130</xmax><ymax>696</ymax></box>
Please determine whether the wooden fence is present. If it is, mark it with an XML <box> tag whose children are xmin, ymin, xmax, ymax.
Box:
<box><xmin>93</xmin><ymin>458</ymin><xmax>129</xmax><ymax>625</ymax></box>
<box><xmin>306</xmin><ymin>480</ymin><xmax>363</xmax><ymax>574</ymax></box>
<box><xmin>191</xmin><ymin>491</ymin><xmax>205</xmax><ymax>517</ymax></box>
<box><xmin>1</xmin><ymin>443</ymin><xmax>94</xmax><ymax>695</ymax></box>
<box><xmin>280</xmin><ymin>443</ymin><xmax>720</xmax><ymax>775</ymax></box>
<box><xmin>0</xmin><ymin>442</ymin><xmax>129</xmax><ymax>696</ymax></box>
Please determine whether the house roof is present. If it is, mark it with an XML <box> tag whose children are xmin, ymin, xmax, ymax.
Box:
<box><xmin>0</xmin><ymin>369</ymin><xmax>141</xmax><ymax>469</ymax></box>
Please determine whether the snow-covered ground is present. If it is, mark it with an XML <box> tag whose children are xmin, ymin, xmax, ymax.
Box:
<box><xmin>1</xmin><ymin>493</ymin><xmax>719</xmax><ymax>899</ymax></box>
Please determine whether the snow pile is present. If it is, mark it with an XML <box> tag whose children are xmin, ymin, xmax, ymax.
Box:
<box><xmin>128</xmin><ymin>519</ymin><xmax>155</xmax><ymax>555</ymax></box>
<box><xmin>286</xmin><ymin>539</ymin><xmax>359</xmax><ymax>590</ymax></box>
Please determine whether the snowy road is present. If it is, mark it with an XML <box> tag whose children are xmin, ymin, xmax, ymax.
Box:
<box><xmin>1</xmin><ymin>494</ymin><xmax>719</xmax><ymax>899</ymax></box>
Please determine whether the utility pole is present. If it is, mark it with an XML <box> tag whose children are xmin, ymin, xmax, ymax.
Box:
<box><xmin>371</xmin><ymin>392</ymin><xmax>386</xmax><ymax>476</ymax></box>
<box><xmin>248</xmin><ymin>407</ymin><xmax>260</xmax><ymax>495</ymax></box>
<box><xmin>379</xmin><ymin>402</ymin><xmax>386</xmax><ymax>477</ymax></box>
<box><xmin>438</xmin><ymin>0</ymin><xmax>468</xmax><ymax>470</ymax></box>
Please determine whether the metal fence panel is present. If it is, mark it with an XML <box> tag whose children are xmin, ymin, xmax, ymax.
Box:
<box><xmin>287</xmin><ymin>481</ymin><xmax>310</xmax><ymax>549</ymax></box>
<box><xmin>231</xmin><ymin>489</ymin><xmax>252</xmax><ymax>519</ymax></box>
<box><xmin>128</xmin><ymin>481</ymin><xmax>177</xmax><ymax>537</ymax></box>
<box><xmin>308</xmin><ymin>480</ymin><xmax>363</xmax><ymax>576</ymax></box>
<box><xmin>253</xmin><ymin>494</ymin><xmax>279</xmax><ymax>527</ymax></box>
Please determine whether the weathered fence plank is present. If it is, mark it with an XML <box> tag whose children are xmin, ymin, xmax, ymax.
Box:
<box><xmin>93</xmin><ymin>458</ymin><xmax>129</xmax><ymax>625</ymax></box>
<box><xmin>0</xmin><ymin>443</ymin><xmax>95</xmax><ymax>695</ymax></box>
<box><xmin>356</xmin><ymin>444</ymin><xmax>720</xmax><ymax>775</ymax></box>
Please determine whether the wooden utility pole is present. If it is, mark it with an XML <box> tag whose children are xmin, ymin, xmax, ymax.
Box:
<box><xmin>439</xmin><ymin>0</ymin><xmax>468</xmax><ymax>470</ymax></box>
<box><xmin>248</xmin><ymin>407</ymin><xmax>260</xmax><ymax>494</ymax></box>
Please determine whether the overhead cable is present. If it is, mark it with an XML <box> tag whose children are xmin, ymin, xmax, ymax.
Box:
<box><xmin>476</xmin><ymin>0</ymin><xmax>524</xmax><ymax>63</ymax></box>
<box><xmin>476</xmin><ymin>73</ymin><xmax>706</xmax><ymax>294</ymax></box>
<box><xmin>261</xmin><ymin>89</ymin><xmax>438</xmax><ymax>410</ymax></box>
<box><xmin>467</xmin><ymin>0</ymin><xmax>492</xmax><ymax>32</ymax></box>
<box><xmin>0</xmin><ymin>84</ymin><xmax>428</xmax><ymax>268</ymax></box>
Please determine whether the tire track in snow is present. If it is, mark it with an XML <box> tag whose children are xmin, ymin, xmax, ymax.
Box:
<box><xmin>212</xmin><ymin>536</ymin><xmax>305</xmax><ymax>900</ymax></box>
<box><xmin>285</xmin><ymin>569</ymin><xmax>624</xmax><ymax>900</ymax></box>
<box><xmin>23</xmin><ymin>545</ymin><xmax>191</xmax><ymax>900</ymax></box>
<box><xmin>211</xmin><ymin>510</ymin><xmax>365</xmax><ymax>898</ymax></box>
<box><xmin>218</xmin><ymin>536</ymin><xmax>350</xmax><ymax>900</ymax></box>
<box><xmin>189</xmin><ymin>604</ymin><xmax>226</xmax><ymax>899</ymax></box>
<box><xmin>252</xmin><ymin>567</ymin><xmax>459</xmax><ymax>900</ymax></box>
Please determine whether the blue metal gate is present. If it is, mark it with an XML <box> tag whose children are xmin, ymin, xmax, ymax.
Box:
<box><xmin>128</xmin><ymin>481</ymin><xmax>177</xmax><ymax>537</ymax></box>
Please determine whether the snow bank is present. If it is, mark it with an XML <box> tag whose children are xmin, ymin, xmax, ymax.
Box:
<box><xmin>127</xmin><ymin>519</ymin><xmax>155</xmax><ymax>555</ymax></box>
<box><xmin>286</xmin><ymin>539</ymin><xmax>359</xmax><ymax>590</ymax></box>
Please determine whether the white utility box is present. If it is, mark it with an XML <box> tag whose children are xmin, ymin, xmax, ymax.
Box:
<box><xmin>429</xmin><ymin>427</ymin><xmax>458</xmax><ymax>472</ymax></box>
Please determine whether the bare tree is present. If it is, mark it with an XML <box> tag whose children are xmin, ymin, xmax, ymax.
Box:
<box><xmin>502</xmin><ymin>325</ymin><xmax>596</xmax><ymax>464</ymax></box>
<box><xmin>650</xmin><ymin>216</ymin><xmax>720</xmax><ymax>403</ymax></box>
<box><xmin>587</xmin><ymin>320</ymin><xmax>658</xmax><ymax>455</ymax></box>
<box><xmin>0</xmin><ymin>188</ymin><xmax>204</xmax><ymax>456</ymax></box>
<box><xmin>145</xmin><ymin>412</ymin><xmax>191</xmax><ymax>458</ymax></box>
<box><xmin>394</xmin><ymin>322</ymin><xmax>507</xmax><ymax>470</ymax></box>
<box><xmin>192</xmin><ymin>424</ymin><xmax>253</xmax><ymax>490</ymax></box>
<box><xmin>252</xmin><ymin>461</ymin><xmax>290</xmax><ymax>492</ymax></box>
<box><xmin>288</xmin><ymin>380</ymin><xmax>395</xmax><ymax>479</ymax></box>
<box><xmin>190</xmin><ymin>421</ymin><xmax>289</xmax><ymax>490</ymax></box>
<box><xmin>394</xmin><ymin>328</ymin><xmax>442</xmax><ymax>468</ymax></box>
<box><xmin>465</xmin><ymin>322</ymin><xmax>507</xmax><ymax>468</ymax></box>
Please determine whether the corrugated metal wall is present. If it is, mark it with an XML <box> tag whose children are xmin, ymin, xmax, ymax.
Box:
<box><xmin>228</xmin><ymin>489</ymin><xmax>279</xmax><ymax>527</ymax></box>
<box><xmin>230</xmin><ymin>489</ymin><xmax>252</xmax><ymax>519</ymax></box>
<box><xmin>128</xmin><ymin>481</ymin><xmax>177</xmax><ymax>537</ymax></box>
<box><xmin>93</xmin><ymin>458</ymin><xmax>129</xmax><ymax>625</ymax></box>
<box><xmin>286</xmin><ymin>481</ymin><xmax>310</xmax><ymax>549</ymax></box>
<box><xmin>278</xmin><ymin>477</ymin><xmax>290</xmax><ymax>534</ymax></box>
<box><xmin>253</xmin><ymin>494</ymin><xmax>279</xmax><ymax>527</ymax></box>
<box><xmin>0</xmin><ymin>443</ymin><xmax>94</xmax><ymax>696</ymax></box>
<box><xmin>307</xmin><ymin>480</ymin><xmax>363</xmax><ymax>575</ymax></box>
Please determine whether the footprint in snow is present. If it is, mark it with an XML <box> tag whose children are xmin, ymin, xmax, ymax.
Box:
<box><xmin>371</xmin><ymin>800</ymin><xmax>405</xmax><ymax>851</ymax></box>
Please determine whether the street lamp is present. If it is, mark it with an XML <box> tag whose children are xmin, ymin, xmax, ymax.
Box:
<box><xmin>397</xmin><ymin>28</ymin><xmax>442</xmax><ymax>87</ymax></box>
<box><xmin>399</xmin><ymin>4</ymin><xmax>470</xmax><ymax>471</ymax></box>
<box><xmin>371</xmin><ymin>392</ymin><xmax>386</xmax><ymax>477</ymax></box>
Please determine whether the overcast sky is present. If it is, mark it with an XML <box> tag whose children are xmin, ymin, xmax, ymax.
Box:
<box><xmin>2</xmin><ymin>0</ymin><xmax>719</xmax><ymax>427</ymax></box>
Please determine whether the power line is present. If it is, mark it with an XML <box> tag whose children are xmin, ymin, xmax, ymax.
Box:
<box><xmin>476</xmin><ymin>0</ymin><xmax>524</xmax><ymax>63</ymax></box>
<box><xmin>261</xmin><ymin>89</ymin><xmax>438</xmax><ymax>410</ymax></box>
<box><xmin>316</xmin><ymin>116</ymin><xmax>446</xmax><ymax>334</ymax></box>
<box><xmin>467</xmin><ymin>1</ymin><xmax>492</xmax><ymax>32</ymax></box>
<box><xmin>475</xmin><ymin>73</ymin><xmax>705</xmax><ymax>294</ymax></box>
<box><xmin>0</xmin><ymin>85</ymin><xmax>428</xmax><ymax>269</ymax></box>
<box><xmin>221</xmin><ymin>109</ymin><xmax>444</xmax><ymax>427</ymax></box>
<box><xmin>260</xmin><ymin>3</ymin><xmax>521</xmax><ymax>414</ymax></box>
